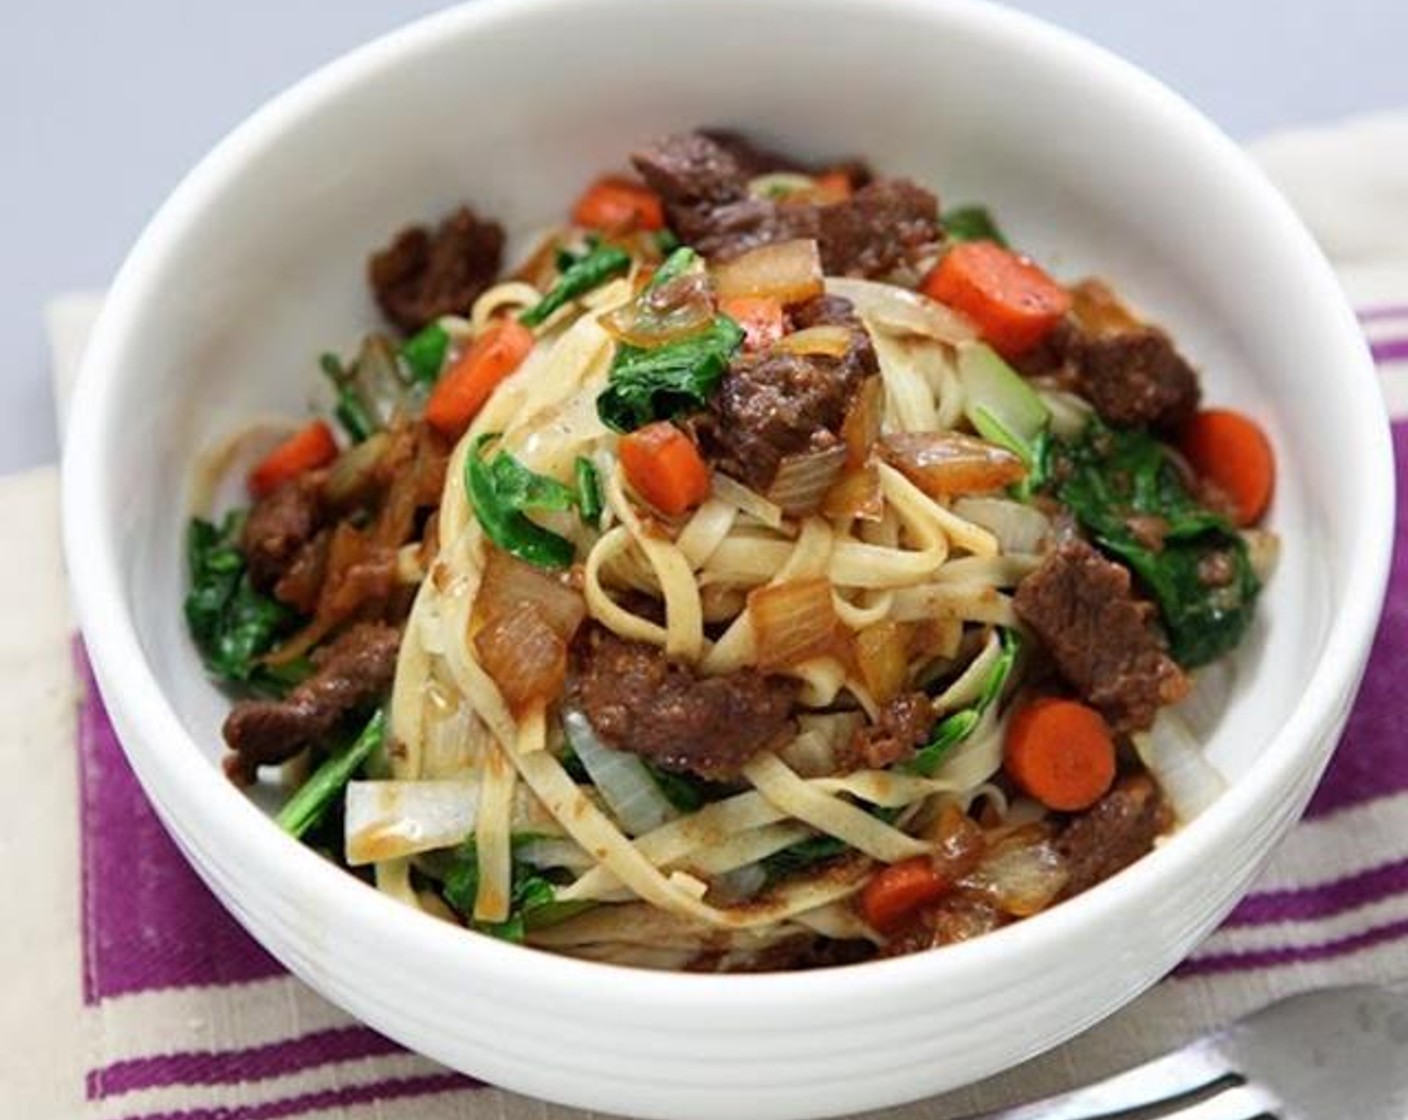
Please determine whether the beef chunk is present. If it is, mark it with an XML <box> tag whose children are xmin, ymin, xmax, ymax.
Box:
<box><xmin>850</xmin><ymin>691</ymin><xmax>934</xmax><ymax>769</ymax></box>
<box><xmin>222</xmin><ymin>622</ymin><xmax>401</xmax><ymax>783</ymax></box>
<box><xmin>1056</xmin><ymin>774</ymin><xmax>1171</xmax><ymax>897</ymax></box>
<box><xmin>1074</xmin><ymin>328</ymin><xmax>1201</xmax><ymax>431</ymax></box>
<box><xmin>695</xmin><ymin>295</ymin><xmax>876</xmax><ymax>491</ymax></box>
<box><xmin>369</xmin><ymin>206</ymin><xmax>505</xmax><ymax>333</ymax></box>
<box><xmin>1014</xmin><ymin>539</ymin><xmax>1188</xmax><ymax>732</ymax></box>
<box><xmin>242</xmin><ymin>477</ymin><xmax>324</xmax><ymax>593</ymax></box>
<box><xmin>568</xmin><ymin>625</ymin><xmax>798</xmax><ymax>781</ymax></box>
<box><xmin>816</xmin><ymin>179</ymin><xmax>940</xmax><ymax>278</ymax></box>
<box><xmin>633</xmin><ymin>131</ymin><xmax>934</xmax><ymax>275</ymax></box>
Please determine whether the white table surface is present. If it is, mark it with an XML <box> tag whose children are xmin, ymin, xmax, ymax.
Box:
<box><xmin>5</xmin><ymin>0</ymin><xmax>1404</xmax><ymax>475</ymax></box>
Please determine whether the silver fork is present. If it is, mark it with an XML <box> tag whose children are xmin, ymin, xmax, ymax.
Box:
<box><xmin>966</xmin><ymin>983</ymin><xmax>1408</xmax><ymax>1120</ymax></box>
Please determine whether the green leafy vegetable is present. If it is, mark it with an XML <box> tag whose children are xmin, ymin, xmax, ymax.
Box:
<box><xmin>400</xmin><ymin>322</ymin><xmax>451</xmax><ymax>386</ymax></box>
<box><xmin>654</xmin><ymin>228</ymin><xmax>682</xmax><ymax>255</ymax></box>
<box><xmin>185</xmin><ymin>513</ymin><xmax>296</xmax><ymax>686</ymax></box>
<box><xmin>442</xmin><ymin>836</ymin><xmax>587</xmax><ymax>942</ymax></box>
<box><xmin>942</xmin><ymin>205</ymin><xmax>1008</xmax><ymax>247</ymax></box>
<box><xmin>574</xmin><ymin>456</ymin><xmax>603</xmax><ymax>526</ymax></box>
<box><xmin>319</xmin><ymin>353</ymin><xmax>378</xmax><ymax>443</ymax></box>
<box><xmin>465</xmin><ymin>434</ymin><xmax>578</xmax><ymax>569</ymax></box>
<box><xmin>761</xmin><ymin>806</ymin><xmax>901</xmax><ymax>884</ymax></box>
<box><xmin>906</xmin><ymin>629</ymin><xmax>1021</xmax><ymax>777</ymax></box>
<box><xmin>1041</xmin><ymin>423</ymin><xmax>1259</xmax><ymax>667</ymax></box>
<box><xmin>596</xmin><ymin>315</ymin><xmax>745</xmax><ymax>432</ymax></box>
<box><xmin>520</xmin><ymin>242</ymin><xmax>632</xmax><ymax>328</ymax></box>
<box><xmin>646</xmin><ymin>246</ymin><xmax>698</xmax><ymax>293</ymax></box>
<box><xmin>277</xmin><ymin>710</ymin><xmax>386</xmax><ymax>840</ymax></box>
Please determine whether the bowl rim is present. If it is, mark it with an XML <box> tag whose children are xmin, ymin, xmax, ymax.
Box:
<box><xmin>62</xmin><ymin>0</ymin><xmax>1395</xmax><ymax>1017</ymax></box>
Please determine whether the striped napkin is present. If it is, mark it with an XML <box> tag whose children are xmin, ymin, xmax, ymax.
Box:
<box><xmin>8</xmin><ymin>113</ymin><xmax>1408</xmax><ymax>1119</ymax></box>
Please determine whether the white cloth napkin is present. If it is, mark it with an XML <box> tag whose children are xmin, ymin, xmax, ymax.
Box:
<box><xmin>5</xmin><ymin>114</ymin><xmax>1407</xmax><ymax>1119</ymax></box>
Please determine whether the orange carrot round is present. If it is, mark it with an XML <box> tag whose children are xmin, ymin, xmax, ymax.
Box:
<box><xmin>719</xmin><ymin>295</ymin><xmax>786</xmax><ymax>351</ymax></box>
<box><xmin>619</xmin><ymin>422</ymin><xmax>711</xmax><ymax>516</ymax></box>
<box><xmin>859</xmin><ymin>857</ymin><xmax>947</xmax><ymax>932</ymax></box>
<box><xmin>1178</xmin><ymin>408</ymin><xmax>1275</xmax><ymax>526</ymax></box>
<box><xmin>811</xmin><ymin>169</ymin><xmax>855</xmax><ymax>203</ymax></box>
<box><xmin>247</xmin><ymin>420</ymin><xmax>338</xmax><ymax>499</ymax></box>
<box><xmin>424</xmin><ymin>319</ymin><xmax>535</xmax><ymax>439</ymax></box>
<box><xmin>572</xmin><ymin>177</ymin><xmax>665</xmax><ymax>233</ymax></box>
<box><xmin>922</xmin><ymin>241</ymin><xmax>1070</xmax><ymax>359</ymax></box>
<box><xmin>1004</xmin><ymin>697</ymin><xmax>1116</xmax><ymax>812</ymax></box>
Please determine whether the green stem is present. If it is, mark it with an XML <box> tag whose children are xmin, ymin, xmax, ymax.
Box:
<box><xmin>276</xmin><ymin>710</ymin><xmax>386</xmax><ymax>839</ymax></box>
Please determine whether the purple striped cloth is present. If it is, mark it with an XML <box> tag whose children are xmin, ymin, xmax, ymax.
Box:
<box><xmin>76</xmin><ymin>320</ymin><xmax>1408</xmax><ymax>1120</ymax></box>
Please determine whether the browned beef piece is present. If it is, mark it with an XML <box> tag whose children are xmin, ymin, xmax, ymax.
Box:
<box><xmin>369</xmin><ymin>206</ymin><xmax>505</xmax><ymax>333</ymax></box>
<box><xmin>632</xmin><ymin>131</ymin><xmax>935</xmax><ymax>275</ymax></box>
<box><xmin>242</xmin><ymin>477</ymin><xmax>324</xmax><ymax>593</ymax></box>
<box><xmin>816</xmin><ymin>179</ymin><xmax>940</xmax><ymax>278</ymax></box>
<box><xmin>1014</xmin><ymin>539</ymin><xmax>1189</xmax><ymax>732</ymax></box>
<box><xmin>567</xmin><ymin>626</ymin><xmax>798</xmax><ymax>781</ymax></box>
<box><xmin>694</xmin><ymin>295</ymin><xmax>876</xmax><ymax>491</ymax></box>
<box><xmin>222</xmin><ymin>622</ymin><xmax>401</xmax><ymax>783</ymax></box>
<box><xmin>1056</xmin><ymin>774</ymin><xmax>1171</xmax><ymax>898</ymax></box>
<box><xmin>1074</xmin><ymin>328</ymin><xmax>1201</xmax><ymax>431</ymax></box>
<box><xmin>850</xmin><ymin>691</ymin><xmax>934</xmax><ymax>769</ymax></box>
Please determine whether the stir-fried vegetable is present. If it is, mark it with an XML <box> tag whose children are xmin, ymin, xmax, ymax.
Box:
<box><xmin>942</xmin><ymin>205</ymin><xmax>1007</xmax><ymax>247</ymax></box>
<box><xmin>859</xmin><ymin>857</ymin><xmax>947</xmax><ymax>931</ymax></box>
<box><xmin>319</xmin><ymin>354</ymin><xmax>380</xmax><ymax>443</ymax></box>
<box><xmin>344</xmin><ymin>778</ymin><xmax>479</xmax><ymax>865</ymax></box>
<box><xmin>425</xmin><ymin>319</ymin><xmax>535</xmax><ymax>438</ymax></box>
<box><xmin>277</xmin><ymin>710</ymin><xmax>387</xmax><ymax>840</ymax></box>
<box><xmin>1004</xmin><ymin>697</ymin><xmax>1115</xmax><ymax>811</ymax></box>
<box><xmin>596</xmin><ymin>315</ymin><xmax>745</xmax><ymax>432</ymax></box>
<box><xmin>1042</xmin><ymin>422</ymin><xmax>1260</xmax><ymax>667</ymax></box>
<box><xmin>719</xmin><ymin>295</ymin><xmax>786</xmax><ymax>351</ymax></box>
<box><xmin>711</xmin><ymin>239</ymin><xmax>824</xmax><ymax>304</ymax></box>
<box><xmin>465</xmin><ymin>434</ymin><xmax>581</xmax><ymax>569</ymax></box>
<box><xmin>878</xmin><ymin>431</ymin><xmax>1026</xmax><ymax>499</ymax></box>
<box><xmin>1178</xmin><ymin>408</ymin><xmax>1276</xmax><ymax>526</ymax></box>
<box><xmin>574</xmin><ymin>456</ymin><xmax>603</xmax><ymax>525</ymax></box>
<box><xmin>956</xmin><ymin>343</ymin><xmax>1050</xmax><ymax>468</ymax></box>
<box><xmin>442</xmin><ymin>836</ymin><xmax>586</xmax><ymax>941</ymax></box>
<box><xmin>572</xmin><ymin>177</ymin><xmax>665</xmax><ymax>233</ymax></box>
<box><xmin>618</xmin><ymin>421</ymin><xmax>712</xmax><ymax>515</ymax></box>
<box><xmin>247</xmin><ymin>421</ymin><xmax>339</xmax><ymax>498</ymax></box>
<box><xmin>520</xmin><ymin>242</ymin><xmax>632</xmax><ymax>328</ymax></box>
<box><xmin>601</xmin><ymin>251</ymin><xmax>714</xmax><ymax>347</ymax></box>
<box><xmin>185</xmin><ymin>513</ymin><xmax>297</xmax><ymax>686</ymax></box>
<box><xmin>563</xmin><ymin>710</ymin><xmax>679</xmax><ymax>835</ymax></box>
<box><xmin>748</xmin><ymin>577</ymin><xmax>845</xmax><ymax>671</ymax></box>
<box><xmin>399</xmin><ymin>321</ymin><xmax>452</xmax><ymax>386</ymax></box>
<box><xmin>924</xmin><ymin>242</ymin><xmax>1070</xmax><ymax>359</ymax></box>
<box><xmin>906</xmin><ymin>629</ymin><xmax>1020</xmax><ymax>777</ymax></box>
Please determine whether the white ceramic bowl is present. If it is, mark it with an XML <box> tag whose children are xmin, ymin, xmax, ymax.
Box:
<box><xmin>63</xmin><ymin>0</ymin><xmax>1394</xmax><ymax>1116</ymax></box>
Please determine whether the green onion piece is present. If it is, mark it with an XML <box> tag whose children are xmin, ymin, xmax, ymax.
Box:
<box><xmin>654</xmin><ymin>228</ymin><xmax>682</xmax><ymax>255</ymax></box>
<box><xmin>465</xmin><ymin>434</ymin><xmax>577</xmax><ymax>569</ymax></box>
<box><xmin>277</xmin><ymin>710</ymin><xmax>386</xmax><ymax>840</ymax></box>
<box><xmin>319</xmin><ymin>353</ymin><xmax>378</xmax><ymax>444</ymax></box>
<box><xmin>400</xmin><ymin>322</ymin><xmax>451</xmax><ymax>386</ymax></box>
<box><xmin>943</xmin><ymin>205</ymin><xmax>1008</xmax><ymax>247</ymax></box>
<box><xmin>520</xmin><ymin>243</ymin><xmax>632</xmax><ymax>328</ymax></box>
<box><xmin>906</xmin><ymin>629</ymin><xmax>1021</xmax><ymax>777</ymax></box>
<box><xmin>574</xmin><ymin>456</ymin><xmax>603</xmax><ymax>526</ymax></box>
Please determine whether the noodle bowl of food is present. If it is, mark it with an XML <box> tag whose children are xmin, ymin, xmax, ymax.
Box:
<box><xmin>62</xmin><ymin>0</ymin><xmax>1393</xmax><ymax>1116</ymax></box>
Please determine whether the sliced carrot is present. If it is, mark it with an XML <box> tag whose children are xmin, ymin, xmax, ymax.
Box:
<box><xmin>719</xmin><ymin>296</ymin><xmax>786</xmax><ymax>351</ymax></box>
<box><xmin>812</xmin><ymin>169</ymin><xmax>854</xmax><ymax>203</ymax></box>
<box><xmin>618</xmin><ymin>422</ymin><xmax>711</xmax><ymax>516</ymax></box>
<box><xmin>922</xmin><ymin>241</ymin><xmax>1070</xmax><ymax>359</ymax></box>
<box><xmin>572</xmin><ymin>177</ymin><xmax>665</xmax><ymax>233</ymax></box>
<box><xmin>1004</xmin><ymin>697</ymin><xmax>1116</xmax><ymax>812</ymax></box>
<box><xmin>248</xmin><ymin>420</ymin><xmax>338</xmax><ymax>499</ymax></box>
<box><xmin>424</xmin><ymin>319</ymin><xmax>535</xmax><ymax>439</ymax></box>
<box><xmin>1178</xmin><ymin>408</ymin><xmax>1275</xmax><ymax>526</ymax></box>
<box><xmin>860</xmin><ymin>857</ymin><xmax>947</xmax><ymax>932</ymax></box>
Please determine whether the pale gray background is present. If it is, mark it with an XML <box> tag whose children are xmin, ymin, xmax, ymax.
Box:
<box><xmin>3</xmin><ymin>0</ymin><xmax>1401</xmax><ymax>472</ymax></box>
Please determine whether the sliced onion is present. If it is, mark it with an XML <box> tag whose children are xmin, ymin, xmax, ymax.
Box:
<box><xmin>712</xmin><ymin>239</ymin><xmax>824</xmax><ymax>303</ymax></box>
<box><xmin>1133</xmin><ymin>713</ymin><xmax>1227</xmax><ymax>824</ymax></box>
<box><xmin>854</xmin><ymin>620</ymin><xmax>911</xmax><ymax>705</ymax></box>
<box><xmin>709</xmin><ymin>862</ymin><xmax>768</xmax><ymax>906</ymax></box>
<box><xmin>749</xmin><ymin>576</ymin><xmax>845</xmax><ymax>671</ymax></box>
<box><xmin>821</xmin><ymin>465</ymin><xmax>885</xmax><ymax>522</ymax></box>
<box><xmin>775</xmin><ymin>325</ymin><xmax>853</xmax><ymax>358</ymax></box>
<box><xmin>1242</xmin><ymin>528</ymin><xmax>1280</xmax><ymax>584</ymax></box>
<box><xmin>959</xmin><ymin>824</ymin><xmax>1069</xmax><ymax>917</ymax></box>
<box><xmin>473</xmin><ymin>602</ymin><xmax>567</xmax><ymax>715</ymax></box>
<box><xmin>517</xmin><ymin>836</ymin><xmax>594</xmax><ymax>873</ymax></box>
<box><xmin>711</xmin><ymin>472</ymin><xmax>784</xmax><ymax>529</ymax></box>
<box><xmin>765</xmin><ymin>444</ymin><xmax>847</xmax><ymax>515</ymax></box>
<box><xmin>562</xmin><ymin>709</ymin><xmax>679</xmax><ymax>836</ymax></box>
<box><xmin>826</xmin><ymin>277</ymin><xmax>977</xmax><ymax>343</ymax></box>
<box><xmin>952</xmin><ymin>497</ymin><xmax>1051</xmax><ymax>555</ymax></box>
<box><xmin>1069</xmin><ymin>278</ymin><xmax>1141</xmax><ymax>338</ymax></box>
<box><xmin>478</xmin><ymin>546</ymin><xmax>586</xmax><ymax>639</ymax></box>
<box><xmin>841</xmin><ymin>377</ymin><xmax>883</xmax><ymax>467</ymax></box>
<box><xmin>345</xmin><ymin>779</ymin><xmax>478</xmax><ymax>866</ymax></box>
<box><xmin>879</xmin><ymin>431</ymin><xmax>1026</xmax><ymax>499</ymax></box>
<box><xmin>600</xmin><ymin>272</ymin><xmax>716</xmax><ymax>348</ymax></box>
<box><xmin>957</xmin><ymin>342</ymin><xmax>1050</xmax><ymax>464</ymax></box>
<box><xmin>325</xmin><ymin>431</ymin><xmax>391</xmax><ymax>506</ymax></box>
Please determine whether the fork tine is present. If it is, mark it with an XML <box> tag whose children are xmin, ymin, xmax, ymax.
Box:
<box><xmin>967</xmin><ymin>1038</ymin><xmax>1233</xmax><ymax>1119</ymax></box>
